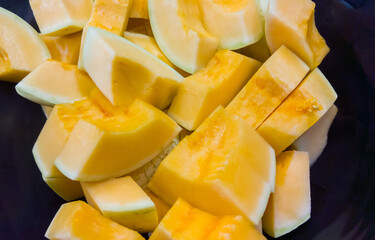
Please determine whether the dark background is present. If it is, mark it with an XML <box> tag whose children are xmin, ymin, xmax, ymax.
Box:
<box><xmin>0</xmin><ymin>0</ymin><xmax>374</xmax><ymax>239</ymax></box>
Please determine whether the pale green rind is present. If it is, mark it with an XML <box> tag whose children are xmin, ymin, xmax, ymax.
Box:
<box><xmin>264</xmin><ymin>213</ymin><xmax>310</xmax><ymax>238</ymax></box>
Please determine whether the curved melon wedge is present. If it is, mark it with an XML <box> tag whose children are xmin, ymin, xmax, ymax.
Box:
<box><xmin>148</xmin><ymin>0</ymin><xmax>219</xmax><ymax>74</ymax></box>
<box><xmin>0</xmin><ymin>7</ymin><xmax>51</xmax><ymax>82</ymax></box>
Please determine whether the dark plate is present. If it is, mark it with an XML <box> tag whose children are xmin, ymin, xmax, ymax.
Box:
<box><xmin>0</xmin><ymin>0</ymin><xmax>374</xmax><ymax>239</ymax></box>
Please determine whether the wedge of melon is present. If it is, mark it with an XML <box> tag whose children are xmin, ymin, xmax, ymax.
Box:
<box><xmin>45</xmin><ymin>201</ymin><xmax>145</xmax><ymax>240</ymax></box>
<box><xmin>0</xmin><ymin>7</ymin><xmax>51</xmax><ymax>82</ymax></box>
<box><xmin>82</xmin><ymin>27</ymin><xmax>183</xmax><ymax>109</ymax></box>
<box><xmin>168</xmin><ymin>50</ymin><xmax>261</xmax><ymax>130</ymax></box>
<box><xmin>227</xmin><ymin>45</ymin><xmax>310</xmax><ymax>129</ymax></box>
<box><xmin>149</xmin><ymin>198</ymin><xmax>266</xmax><ymax>240</ymax></box>
<box><xmin>29</xmin><ymin>0</ymin><xmax>93</xmax><ymax>36</ymax></box>
<box><xmin>81</xmin><ymin>176</ymin><xmax>158</xmax><ymax>232</ymax></box>
<box><xmin>144</xmin><ymin>189</ymin><xmax>171</xmax><ymax>222</ymax></box>
<box><xmin>199</xmin><ymin>0</ymin><xmax>263</xmax><ymax>50</ymax></box>
<box><xmin>41</xmin><ymin>31</ymin><xmax>82</xmax><ymax>64</ymax></box>
<box><xmin>262</xmin><ymin>151</ymin><xmax>311</xmax><ymax>237</ymax></box>
<box><xmin>149</xmin><ymin>107</ymin><xmax>275</xmax><ymax>224</ymax></box>
<box><xmin>148</xmin><ymin>0</ymin><xmax>219</xmax><ymax>74</ymax></box>
<box><xmin>130</xmin><ymin>0</ymin><xmax>148</xmax><ymax>19</ymax></box>
<box><xmin>266</xmin><ymin>0</ymin><xmax>329</xmax><ymax>68</ymax></box>
<box><xmin>257</xmin><ymin>68</ymin><xmax>338</xmax><ymax>154</ymax></box>
<box><xmin>16</xmin><ymin>60</ymin><xmax>95</xmax><ymax>106</ymax></box>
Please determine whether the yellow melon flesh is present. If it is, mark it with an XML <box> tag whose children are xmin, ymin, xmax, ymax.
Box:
<box><xmin>81</xmin><ymin>176</ymin><xmax>158</xmax><ymax>233</ymax></box>
<box><xmin>149</xmin><ymin>107</ymin><xmax>275</xmax><ymax>224</ymax></box>
<box><xmin>257</xmin><ymin>68</ymin><xmax>338</xmax><ymax>154</ymax></box>
<box><xmin>236</xmin><ymin>36</ymin><xmax>270</xmax><ymax>62</ymax></box>
<box><xmin>82</xmin><ymin>27</ymin><xmax>183</xmax><ymax>109</ymax></box>
<box><xmin>144</xmin><ymin>189</ymin><xmax>171</xmax><ymax>221</ymax></box>
<box><xmin>45</xmin><ymin>201</ymin><xmax>145</xmax><ymax>240</ymax></box>
<box><xmin>266</xmin><ymin>0</ymin><xmax>329</xmax><ymax>68</ymax></box>
<box><xmin>226</xmin><ymin>45</ymin><xmax>310</xmax><ymax>129</ymax></box>
<box><xmin>168</xmin><ymin>50</ymin><xmax>261</xmax><ymax>131</ymax></box>
<box><xmin>29</xmin><ymin>0</ymin><xmax>93</xmax><ymax>36</ymax></box>
<box><xmin>148</xmin><ymin>0</ymin><xmax>219</xmax><ymax>74</ymax></box>
<box><xmin>41</xmin><ymin>105</ymin><xmax>53</xmax><ymax>118</ymax></box>
<box><xmin>130</xmin><ymin>0</ymin><xmax>148</xmax><ymax>19</ymax></box>
<box><xmin>15</xmin><ymin>60</ymin><xmax>95</xmax><ymax>106</ymax></box>
<box><xmin>54</xmin><ymin>91</ymin><xmax>181</xmax><ymax>181</ymax></box>
<box><xmin>0</xmin><ymin>7</ymin><xmax>51</xmax><ymax>82</ymax></box>
<box><xmin>262</xmin><ymin>151</ymin><xmax>311</xmax><ymax>237</ymax></box>
<box><xmin>149</xmin><ymin>198</ymin><xmax>266</xmax><ymax>240</ymax></box>
<box><xmin>199</xmin><ymin>0</ymin><xmax>263</xmax><ymax>50</ymax></box>
<box><xmin>41</xmin><ymin>31</ymin><xmax>82</xmax><ymax>64</ymax></box>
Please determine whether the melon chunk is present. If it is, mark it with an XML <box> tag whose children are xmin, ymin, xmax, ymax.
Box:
<box><xmin>41</xmin><ymin>31</ymin><xmax>82</xmax><ymax>64</ymax></box>
<box><xmin>81</xmin><ymin>176</ymin><xmax>158</xmax><ymax>233</ymax></box>
<box><xmin>54</xmin><ymin>90</ymin><xmax>181</xmax><ymax>181</ymax></box>
<box><xmin>149</xmin><ymin>198</ymin><xmax>266</xmax><ymax>240</ymax></box>
<box><xmin>0</xmin><ymin>7</ymin><xmax>51</xmax><ymax>82</ymax></box>
<box><xmin>262</xmin><ymin>151</ymin><xmax>311</xmax><ymax>237</ymax></box>
<box><xmin>266</xmin><ymin>0</ymin><xmax>329</xmax><ymax>68</ymax></box>
<box><xmin>144</xmin><ymin>189</ymin><xmax>171</xmax><ymax>221</ymax></box>
<box><xmin>168</xmin><ymin>50</ymin><xmax>261</xmax><ymax>130</ymax></box>
<box><xmin>148</xmin><ymin>0</ymin><xmax>219</xmax><ymax>74</ymax></box>
<box><xmin>199</xmin><ymin>0</ymin><xmax>263</xmax><ymax>50</ymax></box>
<box><xmin>130</xmin><ymin>0</ymin><xmax>148</xmax><ymax>19</ymax></box>
<box><xmin>29</xmin><ymin>0</ymin><xmax>93</xmax><ymax>36</ymax></box>
<box><xmin>149</xmin><ymin>107</ymin><xmax>275</xmax><ymax>224</ymax></box>
<box><xmin>16</xmin><ymin>60</ymin><xmax>95</xmax><ymax>106</ymax></box>
<box><xmin>82</xmin><ymin>27</ymin><xmax>183</xmax><ymax>109</ymax></box>
<box><xmin>227</xmin><ymin>46</ymin><xmax>310</xmax><ymax>129</ymax></box>
<box><xmin>45</xmin><ymin>201</ymin><xmax>145</xmax><ymax>240</ymax></box>
<box><xmin>257</xmin><ymin>68</ymin><xmax>338</xmax><ymax>154</ymax></box>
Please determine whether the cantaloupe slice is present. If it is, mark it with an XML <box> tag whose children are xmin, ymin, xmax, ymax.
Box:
<box><xmin>81</xmin><ymin>176</ymin><xmax>158</xmax><ymax>233</ymax></box>
<box><xmin>148</xmin><ymin>0</ymin><xmax>219</xmax><ymax>74</ymax></box>
<box><xmin>82</xmin><ymin>27</ymin><xmax>184</xmax><ymax>109</ymax></box>
<box><xmin>130</xmin><ymin>0</ymin><xmax>148</xmax><ymax>19</ymax></box>
<box><xmin>45</xmin><ymin>201</ymin><xmax>145</xmax><ymax>240</ymax></box>
<box><xmin>15</xmin><ymin>60</ymin><xmax>95</xmax><ymax>106</ymax></box>
<box><xmin>41</xmin><ymin>31</ymin><xmax>82</xmax><ymax>64</ymax></box>
<box><xmin>149</xmin><ymin>107</ymin><xmax>275</xmax><ymax>224</ymax></box>
<box><xmin>227</xmin><ymin>45</ymin><xmax>310</xmax><ymax>129</ymax></box>
<box><xmin>0</xmin><ymin>7</ymin><xmax>51</xmax><ymax>82</ymax></box>
<box><xmin>236</xmin><ymin>36</ymin><xmax>270</xmax><ymax>62</ymax></box>
<box><xmin>257</xmin><ymin>68</ymin><xmax>338</xmax><ymax>154</ymax></box>
<box><xmin>262</xmin><ymin>151</ymin><xmax>311</xmax><ymax>237</ymax></box>
<box><xmin>199</xmin><ymin>0</ymin><xmax>263</xmax><ymax>50</ymax></box>
<box><xmin>266</xmin><ymin>0</ymin><xmax>329</xmax><ymax>68</ymax></box>
<box><xmin>168</xmin><ymin>50</ymin><xmax>261</xmax><ymax>131</ymax></box>
<box><xmin>54</xmin><ymin>90</ymin><xmax>181</xmax><ymax>181</ymax></box>
<box><xmin>149</xmin><ymin>198</ymin><xmax>266</xmax><ymax>240</ymax></box>
<box><xmin>29</xmin><ymin>0</ymin><xmax>93</xmax><ymax>36</ymax></box>
<box><xmin>144</xmin><ymin>189</ymin><xmax>171</xmax><ymax>221</ymax></box>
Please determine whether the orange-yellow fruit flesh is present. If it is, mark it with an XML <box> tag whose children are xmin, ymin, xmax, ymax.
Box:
<box><xmin>149</xmin><ymin>107</ymin><xmax>274</xmax><ymax>224</ymax></box>
<box><xmin>257</xmin><ymin>68</ymin><xmax>337</xmax><ymax>154</ymax></box>
<box><xmin>41</xmin><ymin>31</ymin><xmax>82</xmax><ymax>64</ymax></box>
<box><xmin>266</xmin><ymin>0</ymin><xmax>329</xmax><ymax>68</ymax></box>
<box><xmin>262</xmin><ymin>151</ymin><xmax>311</xmax><ymax>237</ymax></box>
<box><xmin>130</xmin><ymin>0</ymin><xmax>149</xmax><ymax>19</ymax></box>
<box><xmin>168</xmin><ymin>50</ymin><xmax>261</xmax><ymax>131</ymax></box>
<box><xmin>145</xmin><ymin>189</ymin><xmax>171</xmax><ymax>221</ymax></box>
<box><xmin>227</xmin><ymin>45</ymin><xmax>310</xmax><ymax>129</ymax></box>
<box><xmin>45</xmin><ymin>201</ymin><xmax>145</xmax><ymax>240</ymax></box>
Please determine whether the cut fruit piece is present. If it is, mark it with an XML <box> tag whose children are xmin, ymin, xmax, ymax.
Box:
<box><xmin>16</xmin><ymin>60</ymin><xmax>95</xmax><ymax>106</ymax></box>
<box><xmin>130</xmin><ymin>0</ymin><xmax>148</xmax><ymax>19</ymax></box>
<box><xmin>33</xmin><ymin>107</ymin><xmax>83</xmax><ymax>201</ymax></box>
<box><xmin>41</xmin><ymin>105</ymin><xmax>53</xmax><ymax>118</ymax></box>
<box><xmin>149</xmin><ymin>198</ymin><xmax>266</xmax><ymax>240</ymax></box>
<box><xmin>257</xmin><ymin>68</ymin><xmax>338</xmax><ymax>155</ymax></box>
<box><xmin>266</xmin><ymin>0</ymin><xmax>329</xmax><ymax>68</ymax></box>
<box><xmin>81</xmin><ymin>176</ymin><xmax>158</xmax><ymax>233</ymax></box>
<box><xmin>262</xmin><ymin>151</ymin><xmax>311</xmax><ymax>238</ymax></box>
<box><xmin>290</xmin><ymin>104</ymin><xmax>338</xmax><ymax>166</ymax></box>
<box><xmin>149</xmin><ymin>107</ymin><xmax>275</xmax><ymax>224</ymax></box>
<box><xmin>144</xmin><ymin>189</ymin><xmax>171</xmax><ymax>222</ymax></box>
<box><xmin>41</xmin><ymin>31</ymin><xmax>82</xmax><ymax>64</ymax></box>
<box><xmin>148</xmin><ymin>0</ymin><xmax>219</xmax><ymax>74</ymax></box>
<box><xmin>227</xmin><ymin>45</ymin><xmax>310</xmax><ymax>129</ymax></box>
<box><xmin>82</xmin><ymin>27</ymin><xmax>183</xmax><ymax>109</ymax></box>
<box><xmin>45</xmin><ymin>201</ymin><xmax>145</xmax><ymax>240</ymax></box>
<box><xmin>199</xmin><ymin>0</ymin><xmax>263</xmax><ymax>50</ymax></box>
<box><xmin>0</xmin><ymin>7</ymin><xmax>51</xmax><ymax>82</ymax></box>
<box><xmin>168</xmin><ymin>50</ymin><xmax>261</xmax><ymax>130</ymax></box>
<box><xmin>54</xmin><ymin>90</ymin><xmax>181</xmax><ymax>181</ymax></box>
<box><xmin>236</xmin><ymin>36</ymin><xmax>270</xmax><ymax>62</ymax></box>
<box><xmin>29</xmin><ymin>0</ymin><xmax>93</xmax><ymax>36</ymax></box>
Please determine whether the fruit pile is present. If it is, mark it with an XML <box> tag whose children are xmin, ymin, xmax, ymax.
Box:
<box><xmin>0</xmin><ymin>0</ymin><xmax>338</xmax><ymax>238</ymax></box>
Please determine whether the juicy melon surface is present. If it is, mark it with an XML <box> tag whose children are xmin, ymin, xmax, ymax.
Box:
<box><xmin>149</xmin><ymin>107</ymin><xmax>275</xmax><ymax>224</ymax></box>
